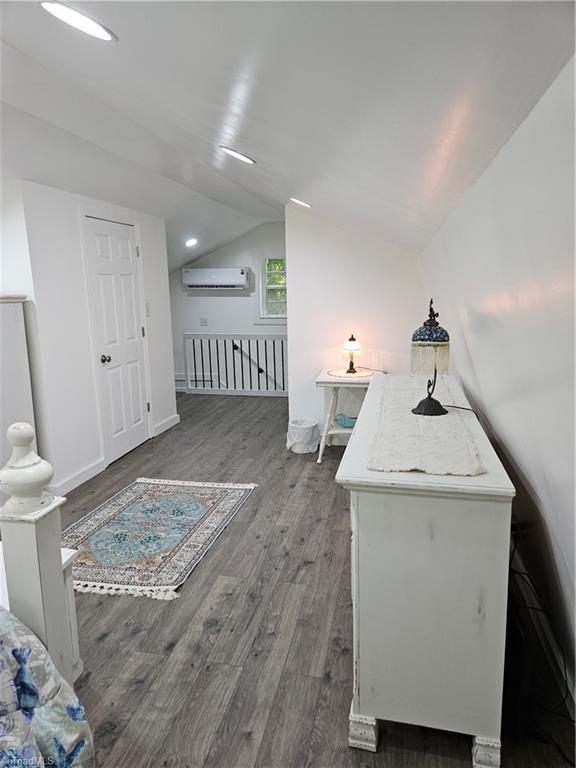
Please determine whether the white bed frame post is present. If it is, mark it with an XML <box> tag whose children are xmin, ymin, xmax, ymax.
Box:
<box><xmin>0</xmin><ymin>423</ymin><xmax>82</xmax><ymax>683</ymax></box>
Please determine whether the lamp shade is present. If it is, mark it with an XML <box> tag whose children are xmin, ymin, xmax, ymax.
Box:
<box><xmin>343</xmin><ymin>334</ymin><xmax>361</xmax><ymax>353</ymax></box>
<box><xmin>411</xmin><ymin>299</ymin><xmax>450</xmax><ymax>375</ymax></box>
<box><xmin>411</xmin><ymin>299</ymin><xmax>449</xmax><ymax>343</ymax></box>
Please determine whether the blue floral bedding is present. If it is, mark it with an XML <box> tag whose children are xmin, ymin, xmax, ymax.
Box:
<box><xmin>0</xmin><ymin>607</ymin><xmax>94</xmax><ymax>767</ymax></box>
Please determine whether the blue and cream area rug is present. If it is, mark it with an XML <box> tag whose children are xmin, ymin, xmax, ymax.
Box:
<box><xmin>62</xmin><ymin>478</ymin><xmax>255</xmax><ymax>600</ymax></box>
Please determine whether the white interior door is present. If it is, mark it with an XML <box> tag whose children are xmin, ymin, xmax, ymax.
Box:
<box><xmin>84</xmin><ymin>216</ymin><xmax>149</xmax><ymax>464</ymax></box>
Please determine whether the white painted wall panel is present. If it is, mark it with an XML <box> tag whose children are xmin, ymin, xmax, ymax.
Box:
<box><xmin>0</xmin><ymin>300</ymin><xmax>35</xmax><ymax>470</ymax></box>
<box><xmin>138</xmin><ymin>213</ymin><xmax>178</xmax><ymax>434</ymax></box>
<box><xmin>0</xmin><ymin>179</ymin><xmax>33</xmax><ymax>297</ymax></box>
<box><xmin>420</xmin><ymin>59</ymin><xmax>575</xmax><ymax>662</ymax></box>
<box><xmin>285</xmin><ymin>208</ymin><xmax>424</xmax><ymax>430</ymax></box>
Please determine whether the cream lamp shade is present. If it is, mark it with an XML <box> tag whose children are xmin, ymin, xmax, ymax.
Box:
<box><xmin>343</xmin><ymin>334</ymin><xmax>361</xmax><ymax>374</ymax></box>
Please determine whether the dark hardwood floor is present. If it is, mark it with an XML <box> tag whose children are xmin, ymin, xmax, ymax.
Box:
<box><xmin>64</xmin><ymin>394</ymin><xmax>573</xmax><ymax>768</ymax></box>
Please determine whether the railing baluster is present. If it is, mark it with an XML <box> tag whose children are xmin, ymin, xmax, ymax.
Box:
<box><xmin>281</xmin><ymin>339</ymin><xmax>285</xmax><ymax>391</ymax></box>
<box><xmin>256</xmin><ymin>340</ymin><xmax>261</xmax><ymax>391</ymax></box>
<box><xmin>208</xmin><ymin>338</ymin><xmax>213</xmax><ymax>389</ymax></box>
<box><xmin>192</xmin><ymin>339</ymin><xmax>197</xmax><ymax>388</ymax></box>
<box><xmin>248</xmin><ymin>340</ymin><xmax>253</xmax><ymax>390</ymax></box>
<box><xmin>273</xmin><ymin>339</ymin><xmax>277</xmax><ymax>391</ymax></box>
<box><xmin>264</xmin><ymin>341</ymin><xmax>269</xmax><ymax>391</ymax></box>
<box><xmin>216</xmin><ymin>339</ymin><xmax>221</xmax><ymax>389</ymax></box>
<box><xmin>200</xmin><ymin>339</ymin><xmax>205</xmax><ymax>389</ymax></box>
<box><xmin>239</xmin><ymin>340</ymin><xmax>245</xmax><ymax>390</ymax></box>
<box><xmin>225</xmin><ymin>340</ymin><xmax>229</xmax><ymax>389</ymax></box>
<box><xmin>232</xmin><ymin>340</ymin><xmax>237</xmax><ymax>390</ymax></box>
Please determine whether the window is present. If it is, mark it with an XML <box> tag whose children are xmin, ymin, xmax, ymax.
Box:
<box><xmin>260</xmin><ymin>257</ymin><xmax>287</xmax><ymax>318</ymax></box>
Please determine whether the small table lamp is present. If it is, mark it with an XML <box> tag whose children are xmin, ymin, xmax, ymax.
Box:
<box><xmin>343</xmin><ymin>334</ymin><xmax>362</xmax><ymax>374</ymax></box>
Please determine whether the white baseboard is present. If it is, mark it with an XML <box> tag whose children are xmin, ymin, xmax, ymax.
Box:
<box><xmin>48</xmin><ymin>458</ymin><xmax>107</xmax><ymax>496</ymax></box>
<box><xmin>45</xmin><ymin>417</ymin><xmax>180</xmax><ymax>493</ymax></box>
<box><xmin>184</xmin><ymin>388</ymin><xmax>288</xmax><ymax>398</ymax></box>
<box><xmin>45</xmin><ymin>416</ymin><xmax>180</xmax><ymax>495</ymax></box>
<box><xmin>175</xmin><ymin>372</ymin><xmax>187</xmax><ymax>393</ymax></box>
<box><xmin>153</xmin><ymin>413</ymin><xmax>180</xmax><ymax>437</ymax></box>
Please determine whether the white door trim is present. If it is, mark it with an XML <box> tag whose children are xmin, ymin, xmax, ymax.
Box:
<box><xmin>79</xmin><ymin>207</ymin><xmax>153</xmax><ymax>467</ymax></box>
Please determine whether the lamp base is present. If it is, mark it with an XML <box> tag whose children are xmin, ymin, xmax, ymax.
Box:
<box><xmin>346</xmin><ymin>360</ymin><xmax>357</xmax><ymax>374</ymax></box>
<box><xmin>412</xmin><ymin>395</ymin><xmax>448</xmax><ymax>416</ymax></box>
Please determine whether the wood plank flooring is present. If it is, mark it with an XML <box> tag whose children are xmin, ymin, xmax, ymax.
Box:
<box><xmin>65</xmin><ymin>394</ymin><xmax>573</xmax><ymax>768</ymax></box>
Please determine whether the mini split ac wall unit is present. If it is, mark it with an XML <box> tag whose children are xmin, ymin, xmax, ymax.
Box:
<box><xmin>182</xmin><ymin>267</ymin><xmax>249</xmax><ymax>290</ymax></box>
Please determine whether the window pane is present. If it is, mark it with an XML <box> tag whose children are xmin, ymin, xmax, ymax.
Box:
<box><xmin>266</xmin><ymin>258</ymin><xmax>285</xmax><ymax>272</ymax></box>
<box><xmin>266</xmin><ymin>272</ymin><xmax>286</xmax><ymax>287</ymax></box>
<box><xmin>266</xmin><ymin>288</ymin><xmax>286</xmax><ymax>301</ymax></box>
<box><xmin>266</xmin><ymin>301</ymin><xmax>286</xmax><ymax>315</ymax></box>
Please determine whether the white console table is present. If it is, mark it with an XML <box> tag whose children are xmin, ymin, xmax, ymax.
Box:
<box><xmin>336</xmin><ymin>374</ymin><xmax>515</xmax><ymax>767</ymax></box>
<box><xmin>315</xmin><ymin>368</ymin><xmax>373</xmax><ymax>463</ymax></box>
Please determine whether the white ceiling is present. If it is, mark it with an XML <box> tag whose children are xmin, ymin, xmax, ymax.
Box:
<box><xmin>0</xmin><ymin>96</ymin><xmax>267</xmax><ymax>270</ymax></box>
<box><xmin>1</xmin><ymin>1</ymin><xmax>573</xmax><ymax>267</ymax></box>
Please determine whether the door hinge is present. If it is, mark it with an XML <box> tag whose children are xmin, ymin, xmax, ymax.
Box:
<box><xmin>147</xmin><ymin>402</ymin><xmax>150</xmax><ymax>413</ymax></box>
<box><xmin>141</xmin><ymin>326</ymin><xmax>146</xmax><ymax>338</ymax></box>
<box><xmin>136</xmin><ymin>245</ymin><xmax>140</xmax><ymax>257</ymax></box>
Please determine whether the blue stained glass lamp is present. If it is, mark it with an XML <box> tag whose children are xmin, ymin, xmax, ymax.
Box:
<box><xmin>412</xmin><ymin>299</ymin><xmax>450</xmax><ymax>343</ymax></box>
<box><xmin>411</xmin><ymin>299</ymin><xmax>450</xmax><ymax>374</ymax></box>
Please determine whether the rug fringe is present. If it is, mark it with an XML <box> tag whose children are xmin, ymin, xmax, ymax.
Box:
<box><xmin>73</xmin><ymin>581</ymin><xmax>180</xmax><ymax>601</ymax></box>
<box><xmin>135</xmin><ymin>477</ymin><xmax>258</xmax><ymax>489</ymax></box>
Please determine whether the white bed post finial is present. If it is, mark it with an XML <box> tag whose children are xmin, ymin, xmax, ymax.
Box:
<box><xmin>0</xmin><ymin>422</ymin><xmax>54</xmax><ymax>513</ymax></box>
<box><xmin>0</xmin><ymin>423</ymin><xmax>77</xmax><ymax>682</ymax></box>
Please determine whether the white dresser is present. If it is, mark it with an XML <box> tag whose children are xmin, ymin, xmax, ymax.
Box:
<box><xmin>336</xmin><ymin>374</ymin><xmax>515</xmax><ymax>768</ymax></box>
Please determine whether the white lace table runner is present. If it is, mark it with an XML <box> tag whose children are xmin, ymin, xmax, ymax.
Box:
<box><xmin>367</xmin><ymin>376</ymin><xmax>486</xmax><ymax>476</ymax></box>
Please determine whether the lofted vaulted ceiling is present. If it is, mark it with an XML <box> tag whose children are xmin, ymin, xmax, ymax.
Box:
<box><xmin>1</xmin><ymin>1</ymin><xmax>573</xmax><ymax>269</ymax></box>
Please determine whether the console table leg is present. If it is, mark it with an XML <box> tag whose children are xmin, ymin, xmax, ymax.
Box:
<box><xmin>317</xmin><ymin>387</ymin><xmax>338</xmax><ymax>464</ymax></box>
<box><xmin>349</xmin><ymin>704</ymin><xmax>379</xmax><ymax>752</ymax></box>
<box><xmin>472</xmin><ymin>736</ymin><xmax>501</xmax><ymax>768</ymax></box>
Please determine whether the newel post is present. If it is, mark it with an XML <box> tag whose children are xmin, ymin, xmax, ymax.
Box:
<box><xmin>0</xmin><ymin>423</ymin><xmax>75</xmax><ymax>680</ymax></box>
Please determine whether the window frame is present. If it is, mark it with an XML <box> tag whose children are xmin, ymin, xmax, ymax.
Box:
<box><xmin>259</xmin><ymin>256</ymin><xmax>287</xmax><ymax>321</ymax></box>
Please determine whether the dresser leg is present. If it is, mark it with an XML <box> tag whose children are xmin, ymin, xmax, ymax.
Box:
<box><xmin>349</xmin><ymin>704</ymin><xmax>379</xmax><ymax>752</ymax></box>
<box><xmin>472</xmin><ymin>736</ymin><xmax>501</xmax><ymax>767</ymax></box>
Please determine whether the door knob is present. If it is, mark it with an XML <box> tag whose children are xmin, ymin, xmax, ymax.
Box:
<box><xmin>100</xmin><ymin>354</ymin><xmax>111</xmax><ymax>364</ymax></box>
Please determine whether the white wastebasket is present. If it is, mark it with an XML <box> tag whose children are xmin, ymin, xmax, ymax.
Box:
<box><xmin>287</xmin><ymin>419</ymin><xmax>320</xmax><ymax>454</ymax></box>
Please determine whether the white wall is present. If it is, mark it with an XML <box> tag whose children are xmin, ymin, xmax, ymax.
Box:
<box><xmin>420</xmin><ymin>60</ymin><xmax>575</xmax><ymax>662</ymax></box>
<box><xmin>0</xmin><ymin>178</ymin><xmax>33</xmax><ymax>296</ymax></box>
<box><xmin>3</xmin><ymin>180</ymin><xmax>178</xmax><ymax>493</ymax></box>
<box><xmin>0</xmin><ymin>299</ymin><xmax>36</xmax><ymax>477</ymax></box>
<box><xmin>170</xmin><ymin>222</ymin><xmax>286</xmax><ymax>383</ymax></box>
<box><xmin>285</xmin><ymin>207</ymin><xmax>424</xmax><ymax>428</ymax></box>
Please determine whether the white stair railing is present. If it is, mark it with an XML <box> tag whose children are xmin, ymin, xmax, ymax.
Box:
<box><xmin>0</xmin><ymin>423</ymin><xmax>83</xmax><ymax>683</ymax></box>
<box><xmin>184</xmin><ymin>333</ymin><xmax>288</xmax><ymax>396</ymax></box>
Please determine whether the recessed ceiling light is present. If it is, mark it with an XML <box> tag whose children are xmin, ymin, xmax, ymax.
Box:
<box><xmin>185</xmin><ymin>238</ymin><xmax>198</xmax><ymax>248</ymax></box>
<box><xmin>219</xmin><ymin>146</ymin><xmax>256</xmax><ymax>165</ymax></box>
<box><xmin>289</xmin><ymin>197</ymin><xmax>311</xmax><ymax>208</ymax></box>
<box><xmin>40</xmin><ymin>2</ymin><xmax>117</xmax><ymax>42</ymax></box>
